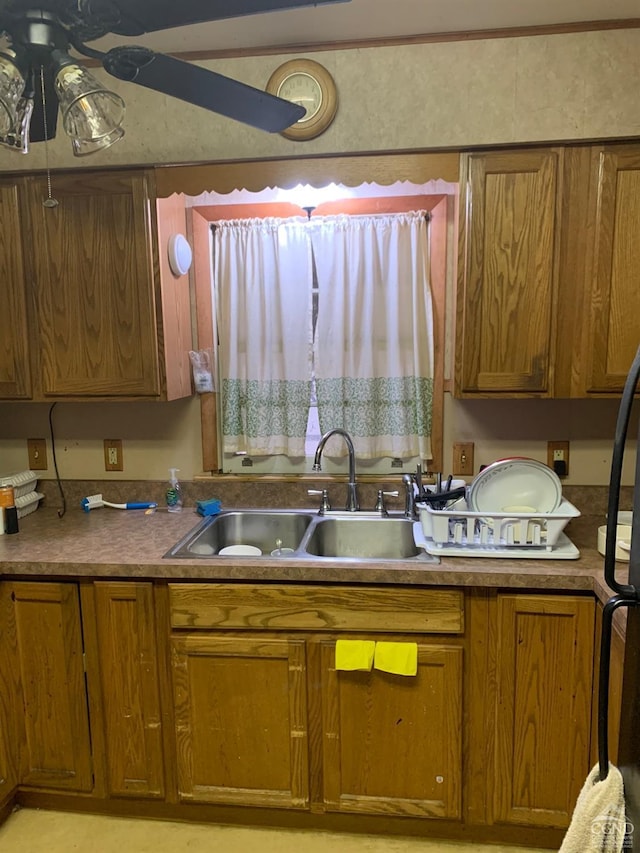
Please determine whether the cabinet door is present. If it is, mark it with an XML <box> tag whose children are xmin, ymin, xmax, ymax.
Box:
<box><xmin>24</xmin><ymin>171</ymin><xmax>161</xmax><ymax>397</ymax></box>
<box><xmin>0</xmin><ymin>179</ymin><xmax>31</xmax><ymax>398</ymax></box>
<box><xmin>456</xmin><ymin>149</ymin><xmax>561</xmax><ymax>395</ymax></box>
<box><xmin>171</xmin><ymin>634</ymin><xmax>309</xmax><ymax>809</ymax></box>
<box><xmin>10</xmin><ymin>582</ymin><xmax>93</xmax><ymax>791</ymax></box>
<box><xmin>494</xmin><ymin>594</ymin><xmax>594</xmax><ymax>828</ymax></box>
<box><xmin>584</xmin><ymin>146</ymin><xmax>640</xmax><ymax>392</ymax></box>
<box><xmin>321</xmin><ymin>640</ymin><xmax>463</xmax><ymax>819</ymax></box>
<box><xmin>94</xmin><ymin>582</ymin><xmax>164</xmax><ymax>798</ymax></box>
<box><xmin>0</xmin><ymin>584</ymin><xmax>19</xmax><ymax>804</ymax></box>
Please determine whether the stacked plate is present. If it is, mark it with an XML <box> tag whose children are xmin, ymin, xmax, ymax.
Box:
<box><xmin>467</xmin><ymin>458</ymin><xmax>562</xmax><ymax>515</ymax></box>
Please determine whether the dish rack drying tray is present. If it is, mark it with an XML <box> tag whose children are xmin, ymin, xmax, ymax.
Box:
<box><xmin>414</xmin><ymin>497</ymin><xmax>581</xmax><ymax>558</ymax></box>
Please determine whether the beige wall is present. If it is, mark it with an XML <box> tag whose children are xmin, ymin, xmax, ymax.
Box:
<box><xmin>0</xmin><ymin>28</ymin><xmax>638</xmax><ymax>485</ymax></box>
<box><xmin>1</xmin><ymin>28</ymin><xmax>639</xmax><ymax>172</ymax></box>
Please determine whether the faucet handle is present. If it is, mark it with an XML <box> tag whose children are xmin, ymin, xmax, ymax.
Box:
<box><xmin>374</xmin><ymin>489</ymin><xmax>399</xmax><ymax>516</ymax></box>
<box><xmin>308</xmin><ymin>488</ymin><xmax>331</xmax><ymax>514</ymax></box>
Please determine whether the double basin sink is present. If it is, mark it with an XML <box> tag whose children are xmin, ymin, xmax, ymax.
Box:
<box><xmin>166</xmin><ymin>509</ymin><xmax>438</xmax><ymax>564</ymax></box>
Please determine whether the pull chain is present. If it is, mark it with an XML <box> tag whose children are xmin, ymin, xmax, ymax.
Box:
<box><xmin>40</xmin><ymin>66</ymin><xmax>58</xmax><ymax>209</ymax></box>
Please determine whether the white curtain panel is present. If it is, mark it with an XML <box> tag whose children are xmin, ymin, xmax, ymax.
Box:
<box><xmin>311</xmin><ymin>212</ymin><xmax>434</xmax><ymax>460</ymax></box>
<box><xmin>215</xmin><ymin>217</ymin><xmax>312</xmax><ymax>456</ymax></box>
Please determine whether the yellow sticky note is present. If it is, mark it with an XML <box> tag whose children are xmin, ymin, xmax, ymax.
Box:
<box><xmin>335</xmin><ymin>640</ymin><xmax>375</xmax><ymax>671</ymax></box>
<box><xmin>374</xmin><ymin>642</ymin><xmax>418</xmax><ymax>676</ymax></box>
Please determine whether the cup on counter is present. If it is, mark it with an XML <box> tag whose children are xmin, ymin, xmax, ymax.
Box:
<box><xmin>597</xmin><ymin>524</ymin><xmax>632</xmax><ymax>562</ymax></box>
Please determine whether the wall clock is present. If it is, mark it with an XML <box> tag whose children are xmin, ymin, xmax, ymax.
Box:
<box><xmin>266</xmin><ymin>59</ymin><xmax>338</xmax><ymax>141</ymax></box>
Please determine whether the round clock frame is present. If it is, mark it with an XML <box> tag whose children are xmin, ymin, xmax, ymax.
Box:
<box><xmin>266</xmin><ymin>58</ymin><xmax>338</xmax><ymax>141</ymax></box>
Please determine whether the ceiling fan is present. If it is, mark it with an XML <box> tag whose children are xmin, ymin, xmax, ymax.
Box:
<box><xmin>0</xmin><ymin>0</ymin><xmax>350</xmax><ymax>156</ymax></box>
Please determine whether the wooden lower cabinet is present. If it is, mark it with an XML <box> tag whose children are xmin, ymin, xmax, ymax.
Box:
<box><xmin>493</xmin><ymin>594</ymin><xmax>595</xmax><ymax>828</ymax></box>
<box><xmin>93</xmin><ymin>582</ymin><xmax>164</xmax><ymax>798</ymax></box>
<box><xmin>0</xmin><ymin>585</ymin><xmax>19</xmax><ymax>804</ymax></box>
<box><xmin>170</xmin><ymin>634</ymin><xmax>309</xmax><ymax>809</ymax></box>
<box><xmin>321</xmin><ymin>639</ymin><xmax>463</xmax><ymax>819</ymax></box>
<box><xmin>8</xmin><ymin>582</ymin><xmax>93</xmax><ymax>791</ymax></box>
<box><xmin>0</xmin><ymin>578</ymin><xmax>602</xmax><ymax>847</ymax></box>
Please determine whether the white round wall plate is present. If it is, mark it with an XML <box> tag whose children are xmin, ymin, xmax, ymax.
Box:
<box><xmin>168</xmin><ymin>233</ymin><xmax>193</xmax><ymax>276</ymax></box>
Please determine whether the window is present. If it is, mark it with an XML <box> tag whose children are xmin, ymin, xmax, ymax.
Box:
<box><xmin>214</xmin><ymin>214</ymin><xmax>434</xmax><ymax>474</ymax></box>
<box><xmin>188</xmin><ymin>176</ymin><xmax>455</xmax><ymax>476</ymax></box>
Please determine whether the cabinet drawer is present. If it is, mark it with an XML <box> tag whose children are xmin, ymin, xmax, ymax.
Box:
<box><xmin>168</xmin><ymin>584</ymin><xmax>464</xmax><ymax>634</ymax></box>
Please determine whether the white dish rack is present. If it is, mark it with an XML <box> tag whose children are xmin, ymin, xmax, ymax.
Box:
<box><xmin>0</xmin><ymin>470</ymin><xmax>44</xmax><ymax>519</ymax></box>
<box><xmin>415</xmin><ymin>497</ymin><xmax>580</xmax><ymax>558</ymax></box>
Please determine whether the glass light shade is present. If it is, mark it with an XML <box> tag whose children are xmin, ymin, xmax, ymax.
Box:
<box><xmin>0</xmin><ymin>53</ymin><xmax>26</xmax><ymax>136</ymax></box>
<box><xmin>0</xmin><ymin>95</ymin><xmax>33</xmax><ymax>153</ymax></box>
<box><xmin>54</xmin><ymin>63</ymin><xmax>125</xmax><ymax>147</ymax></box>
<box><xmin>71</xmin><ymin>125</ymin><xmax>125</xmax><ymax>157</ymax></box>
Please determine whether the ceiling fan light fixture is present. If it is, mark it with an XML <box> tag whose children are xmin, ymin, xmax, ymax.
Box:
<box><xmin>71</xmin><ymin>124</ymin><xmax>125</xmax><ymax>157</ymax></box>
<box><xmin>0</xmin><ymin>94</ymin><xmax>34</xmax><ymax>153</ymax></box>
<box><xmin>0</xmin><ymin>51</ymin><xmax>27</xmax><ymax>136</ymax></box>
<box><xmin>53</xmin><ymin>57</ymin><xmax>125</xmax><ymax>151</ymax></box>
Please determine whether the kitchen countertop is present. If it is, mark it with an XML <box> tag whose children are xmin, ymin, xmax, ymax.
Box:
<box><xmin>0</xmin><ymin>507</ymin><xmax>622</xmax><ymax>609</ymax></box>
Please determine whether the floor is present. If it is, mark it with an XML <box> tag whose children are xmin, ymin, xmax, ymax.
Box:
<box><xmin>0</xmin><ymin>809</ymin><xmax>551</xmax><ymax>853</ymax></box>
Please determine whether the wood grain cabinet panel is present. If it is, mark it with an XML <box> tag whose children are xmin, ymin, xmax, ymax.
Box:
<box><xmin>456</xmin><ymin>149</ymin><xmax>561</xmax><ymax>396</ymax></box>
<box><xmin>493</xmin><ymin>594</ymin><xmax>594</xmax><ymax>828</ymax></box>
<box><xmin>171</xmin><ymin>634</ymin><xmax>309</xmax><ymax>809</ymax></box>
<box><xmin>94</xmin><ymin>582</ymin><xmax>164</xmax><ymax>798</ymax></box>
<box><xmin>9</xmin><ymin>582</ymin><xmax>93</xmax><ymax>792</ymax></box>
<box><xmin>321</xmin><ymin>640</ymin><xmax>463</xmax><ymax>819</ymax></box>
<box><xmin>168</xmin><ymin>584</ymin><xmax>464</xmax><ymax>634</ymax></box>
<box><xmin>0</xmin><ymin>584</ymin><xmax>19</xmax><ymax>804</ymax></box>
<box><xmin>584</xmin><ymin>145</ymin><xmax>640</xmax><ymax>393</ymax></box>
<box><xmin>23</xmin><ymin>171</ymin><xmax>162</xmax><ymax>398</ymax></box>
<box><xmin>0</xmin><ymin>180</ymin><xmax>31</xmax><ymax>399</ymax></box>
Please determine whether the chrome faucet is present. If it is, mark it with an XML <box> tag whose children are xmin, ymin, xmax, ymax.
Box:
<box><xmin>312</xmin><ymin>428</ymin><xmax>360</xmax><ymax>512</ymax></box>
<box><xmin>402</xmin><ymin>473</ymin><xmax>417</xmax><ymax>519</ymax></box>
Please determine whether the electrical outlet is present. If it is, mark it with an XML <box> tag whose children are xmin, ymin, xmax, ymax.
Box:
<box><xmin>452</xmin><ymin>442</ymin><xmax>474</xmax><ymax>477</ymax></box>
<box><xmin>547</xmin><ymin>441</ymin><xmax>569</xmax><ymax>477</ymax></box>
<box><xmin>104</xmin><ymin>439</ymin><xmax>123</xmax><ymax>472</ymax></box>
<box><xmin>27</xmin><ymin>438</ymin><xmax>48</xmax><ymax>471</ymax></box>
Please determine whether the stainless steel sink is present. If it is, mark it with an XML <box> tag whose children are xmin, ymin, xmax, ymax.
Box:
<box><xmin>168</xmin><ymin>510</ymin><xmax>315</xmax><ymax>557</ymax></box>
<box><xmin>302</xmin><ymin>516</ymin><xmax>421</xmax><ymax>559</ymax></box>
<box><xmin>166</xmin><ymin>509</ymin><xmax>438</xmax><ymax>563</ymax></box>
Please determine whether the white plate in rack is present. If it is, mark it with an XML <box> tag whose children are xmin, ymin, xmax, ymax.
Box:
<box><xmin>468</xmin><ymin>458</ymin><xmax>562</xmax><ymax>514</ymax></box>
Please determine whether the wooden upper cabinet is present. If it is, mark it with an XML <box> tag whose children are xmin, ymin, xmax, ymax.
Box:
<box><xmin>582</xmin><ymin>146</ymin><xmax>640</xmax><ymax>393</ymax></box>
<box><xmin>456</xmin><ymin>149</ymin><xmax>561</xmax><ymax>396</ymax></box>
<box><xmin>0</xmin><ymin>180</ymin><xmax>31</xmax><ymax>398</ymax></box>
<box><xmin>21</xmin><ymin>170</ymin><xmax>192</xmax><ymax>400</ymax></box>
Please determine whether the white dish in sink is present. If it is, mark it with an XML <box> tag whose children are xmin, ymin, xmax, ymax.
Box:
<box><xmin>218</xmin><ymin>544</ymin><xmax>262</xmax><ymax>556</ymax></box>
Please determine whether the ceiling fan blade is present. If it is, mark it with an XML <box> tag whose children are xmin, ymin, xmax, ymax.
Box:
<box><xmin>103</xmin><ymin>49</ymin><xmax>305</xmax><ymax>132</ymax></box>
<box><xmin>95</xmin><ymin>0</ymin><xmax>350</xmax><ymax>37</ymax></box>
<box><xmin>29</xmin><ymin>66</ymin><xmax>59</xmax><ymax>143</ymax></box>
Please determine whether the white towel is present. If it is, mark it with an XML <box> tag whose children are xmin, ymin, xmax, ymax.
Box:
<box><xmin>559</xmin><ymin>763</ymin><xmax>626</xmax><ymax>853</ymax></box>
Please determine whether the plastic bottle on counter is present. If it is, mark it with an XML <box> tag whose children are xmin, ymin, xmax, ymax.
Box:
<box><xmin>0</xmin><ymin>485</ymin><xmax>16</xmax><ymax>534</ymax></box>
<box><xmin>165</xmin><ymin>468</ymin><xmax>183</xmax><ymax>513</ymax></box>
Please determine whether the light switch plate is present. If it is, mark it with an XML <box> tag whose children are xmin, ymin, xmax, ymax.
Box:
<box><xmin>27</xmin><ymin>438</ymin><xmax>48</xmax><ymax>471</ymax></box>
<box><xmin>453</xmin><ymin>442</ymin><xmax>474</xmax><ymax>477</ymax></box>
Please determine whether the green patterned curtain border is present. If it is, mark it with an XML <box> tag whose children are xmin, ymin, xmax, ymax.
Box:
<box><xmin>316</xmin><ymin>376</ymin><xmax>433</xmax><ymax>438</ymax></box>
<box><xmin>223</xmin><ymin>378</ymin><xmax>311</xmax><ymax>440</ymax></box>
